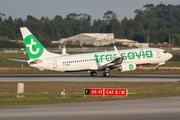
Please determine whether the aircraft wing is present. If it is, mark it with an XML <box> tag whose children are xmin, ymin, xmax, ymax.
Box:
<box><xmin>8</xmin><ymin>59</ymin><xmax>28</xmax><ymax>63</ymax></box>
<box><xmin>98</xmin><ymin>46</ymin><xmax>124</xmax><ymax>71</ymax></box>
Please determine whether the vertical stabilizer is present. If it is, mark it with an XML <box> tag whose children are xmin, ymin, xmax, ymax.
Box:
<box><xmin>20</xmin><ymin>27</ymin><xmax>59</xmax><ymax>60</ymax></box>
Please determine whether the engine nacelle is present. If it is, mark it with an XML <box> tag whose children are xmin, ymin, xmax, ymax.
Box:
<box><xmin>118</xmin><ymin>62</ymin><xmax>136</xmax><ymax>72</ymax></box>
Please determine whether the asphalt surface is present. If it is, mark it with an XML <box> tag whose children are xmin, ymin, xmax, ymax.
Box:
<box><xmin>0</xmin><ymin>75</ymin><xmax>180</xmax><ymax>82</ymax></box>
<box><xmin>0</xmin><ymin>75</ymin><xmax>180</xmax><ymax>120</ymax></box>
<box><xmin>0</xmin><ymin>96</ymin><xmax>180</xmax><ymax>120</ymax></box>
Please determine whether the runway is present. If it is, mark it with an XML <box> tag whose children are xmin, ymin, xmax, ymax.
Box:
<box><xmin>0</xmin><ymin>75</ymin><xmax>180</xmax><ymax>119</ymax></box>
<box><xmin>0</xmin><ymin>96</ymin><xmax>180</xmax><ymax>120</ymax></box>
<box><xmin>0</xmin><ymin>75</ymin><xmax>180</xmax><ymax>82</ymax></box>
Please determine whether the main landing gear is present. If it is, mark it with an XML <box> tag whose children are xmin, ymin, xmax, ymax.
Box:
<box><xmin>103</xmin><ymin>72</ymin><xmax>110</xmax><ymax>77</ymax></box>
<box><xmin>90</xmin><ymin>71</ymin><xmax>110</xmax><ymax>77</ymax></box>
<box><xmin>90</xmin><ymin>71</ymin><xmax>97</xmax><ymax>77</ymax></box>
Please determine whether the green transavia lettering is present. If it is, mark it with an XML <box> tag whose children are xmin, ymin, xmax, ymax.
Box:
<box><xmin>94</xmin><ymin>49</ymin><xmax>153</xmax><ymax>63</ymax></box>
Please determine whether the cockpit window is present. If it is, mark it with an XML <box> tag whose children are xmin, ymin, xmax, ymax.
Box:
<box><xmin>163</xmin><ymin>51</ymin><xmax>167</xmax><ymax>53</ymax></box>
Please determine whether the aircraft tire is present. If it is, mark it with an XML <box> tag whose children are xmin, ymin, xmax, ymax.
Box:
<box><xmin>156</xmin><ymin>67</ymin><xmax>160</xmax><ymax>70</ymax></box>
<box><xmin>103</xmin><ymin>72</ymin><xmax>110</xmax><ymax>77</ymax></box>
<box><xmin>90</xmin><ymin>72</ymin><xmax>97</xmax><ymax>77</ymax></box>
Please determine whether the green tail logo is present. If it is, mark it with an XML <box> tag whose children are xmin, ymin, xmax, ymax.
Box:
<box><xmin>24</xmin><ymin>34</ymin><xmax>44</xmax><ymax>59</ymax></box>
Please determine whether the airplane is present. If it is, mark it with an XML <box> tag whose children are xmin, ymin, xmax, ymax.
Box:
<box><xmin>8</xmin><ymin>27</ymin><xmax>173</xmax><ymax>77</ymax></box>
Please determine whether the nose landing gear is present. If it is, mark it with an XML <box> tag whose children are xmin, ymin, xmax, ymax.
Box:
<box><xmin>156</xmin><ymin>67</ymin><xmax>160</xmax><ymax>70</ymax></box>
<box><xmin>156</xmin><ymin>65</ymin><xmax>160</xmax><ymax>70</ymax></box>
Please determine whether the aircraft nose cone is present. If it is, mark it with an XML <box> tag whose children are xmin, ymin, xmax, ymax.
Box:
<box><xmin>168</xmin><ymin>53</ymin><xmax>173</xmax><ymax>59</ymax></box>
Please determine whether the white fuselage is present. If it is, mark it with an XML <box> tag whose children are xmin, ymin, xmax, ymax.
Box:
<box><xmin>30</xmin><ymin>48</ymin><xmax>172</xmax><ymax>72</ymax></box>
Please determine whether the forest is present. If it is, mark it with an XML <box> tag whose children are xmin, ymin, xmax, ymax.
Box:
<box><xmin>0</xmin><ymin>3</ymin><xmax>180</xmax><ymax>48</ymax></box>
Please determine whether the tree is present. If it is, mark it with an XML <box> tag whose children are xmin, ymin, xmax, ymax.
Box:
<box><xmin>156</xmin><ymin>19</ymin><xmax>167</xmax><ymax>30</ymax></box>
<box><xmin>0</xmin><ymin>12</ymin><xmax>5</xmax><ymax>22</ymax></box>
<box><xmin>1</xmin><ymin>3</ymin><xmax>180</xmax><ymax>45</ymax></box>
<box><xmin>0</xmin><ymin>16</ymin><xmax>16</xmax><ymax>39</ymax></box>
<box><xmin>134</xmin><ymin>9</ymin><xmax>145</xmax><ymax>18</ymax></box>
<box><xmin>143</xmin><ymin>4</ymin><xmax>155</xmax><ymax>12</ymax></box>
<box><xmin>103</xmin><ymin>11</ymin><xmax>117</xmax><ymax>23</ymax></box>
<box><xmin>107</xmin><ymin>18</ymin><xmax>122</xmax><ymax>38</ymax></box>
<box><xmin>14</xmin><ymin>18</ymin><xmax>24</xmax><ymax>40</ymax></box>
<box><xmin>121</xmin><ymin>17</ymin><xmax>129</xmax><ymax>38</ymax></box>
<box><xmin>173</xmin><ymin>33</ymin><xmax>180</xmax><ymax>45</ymax></box>
<box><xmin>53</xmin><ymin>15</ymin><xmax>63</xmax><ymax>24</ymax></box>
<box><xmin>90</xmin><ymin>19</ymin><xmax>108</xmax><ymax>33</ymax></box>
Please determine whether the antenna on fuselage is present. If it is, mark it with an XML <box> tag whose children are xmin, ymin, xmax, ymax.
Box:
<box><xmin>62</xmin><ymin>44</ymin><xmax>69</xmax><ymax>56</ymax></box>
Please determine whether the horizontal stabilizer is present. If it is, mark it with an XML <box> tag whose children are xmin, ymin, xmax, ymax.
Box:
<box><xmin>29</xmin><ymin>59</ymin><xmax>43</xmax><ymax>65</ymax></box>
<box><xmin>8</xmin><ymin>59</ymin><xmax>28</xmax><ymax>63</ymax></box>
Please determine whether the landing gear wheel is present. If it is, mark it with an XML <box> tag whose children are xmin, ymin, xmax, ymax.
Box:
<box><xmin>90</xmin><ymin>71</ymin><xmax>97</xmax><ymax>77</ymax></box>
<box><xmin>156</xmin><ymin>67</ymin><xmax>160</xmax><ymax>71</ymax></box>
<box><xmin>103</xmin><ymin>72</ymin><xmax>110</xmax><ymax>77</ymax></box>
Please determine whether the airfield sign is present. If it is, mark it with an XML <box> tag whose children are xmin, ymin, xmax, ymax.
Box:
<box><xmin>84</xmin><ymin>88</ymin><xmax>128</xmax><ymax>96</ymax></box>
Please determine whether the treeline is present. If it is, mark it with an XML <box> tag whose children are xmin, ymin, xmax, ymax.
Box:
<box><xmin>0</xmin><ymin>3</ymin><xmax>180</xmax><ymax>47</ymax></box>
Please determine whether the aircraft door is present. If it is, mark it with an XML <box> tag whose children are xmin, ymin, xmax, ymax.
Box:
<box><xmin>156</xmin><ymin>50</ymin><xmax>160</xmax><ymax>58</ymax></box>
<box><xmin>53</xmin><ymin>60</ymin><xmax>58</xmax><ymax>69</ymax></box>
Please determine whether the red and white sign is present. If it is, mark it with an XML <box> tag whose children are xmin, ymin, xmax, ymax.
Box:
<box><xmin>84</xmin><ymin>88</ymin><xmax>128</xmax><ymax>96</ymax></box>
<box><xmin>89</xmin><ymin>89</ymin><xmax>103</xmax><ymax>95</ymax></box>
<box><xmin>104</xmin><ymin>89</ymin><xmax>127</xmax><ymax>96</ymax></box>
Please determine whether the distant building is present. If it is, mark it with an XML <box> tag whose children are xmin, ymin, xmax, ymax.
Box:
<box><xmin>52</xmin><ymin>33</ymin><xmax>115</xmax><ymax>46</ymax></box>
<box><xmin>92</xmin><ymin>39</ymin><xmax>115</xmax><ymax>46</ymax></box>
<box><xmin>162</xmin><ymin>42</ymin><xmax>173</xmax><ymax>47</ymax></box>
<box><xmin>114</xmin><ymin>39</ymin><xmax>137</xmax><ymax>43</ymax></box>
<box><xmin>52</xmin><ymin>33</ymin><xmax>149</xmax><ymax>48</ymax></box>
<box><xmin>114</xmin><ymin>39</ymin><xmax>149</xmax><ymax>48</ymax></box>
<box><xmin>69</xmin><ymin>33</ymin><xmax>114</xmax><ymax>40</ymax></box>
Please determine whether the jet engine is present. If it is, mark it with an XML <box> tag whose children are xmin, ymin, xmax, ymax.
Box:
<box><xmin>118</xmin><ymin>62</ymin><xmax>136</xmax><ymax>72</ymax></box>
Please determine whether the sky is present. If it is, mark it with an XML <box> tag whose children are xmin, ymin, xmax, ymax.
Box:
<box><xmin>0</xmin><ymin>0</ymin><xmax>180</xmax><ymax>22</ymax></box>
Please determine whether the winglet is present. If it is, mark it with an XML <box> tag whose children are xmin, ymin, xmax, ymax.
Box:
<box><xmin>113</xmin><ymin>46</ymin><xmax>122</xmax><ymax>58</ymax></box>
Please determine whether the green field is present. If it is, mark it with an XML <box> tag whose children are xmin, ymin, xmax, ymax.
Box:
<box><xmin>0</xmin><ymin>82</ymin><xmax>180</xmax><ymax>106</ymax></box>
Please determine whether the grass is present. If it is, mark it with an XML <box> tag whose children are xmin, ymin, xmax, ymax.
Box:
<box><xmin>0</xmin><ymin>53</ymin><xmax>29</xmax><ymax>67</ymax></box>
<box><xmin>0</xmin><ymin>82</ymin><xmax>180</xmax><ymax>106</ymax></box>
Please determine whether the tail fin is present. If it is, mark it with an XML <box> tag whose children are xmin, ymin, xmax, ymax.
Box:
<box><xmin>20</xmin><ymin>27</ymin><xmax>59</xmax><ymax>60</ymax></box>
